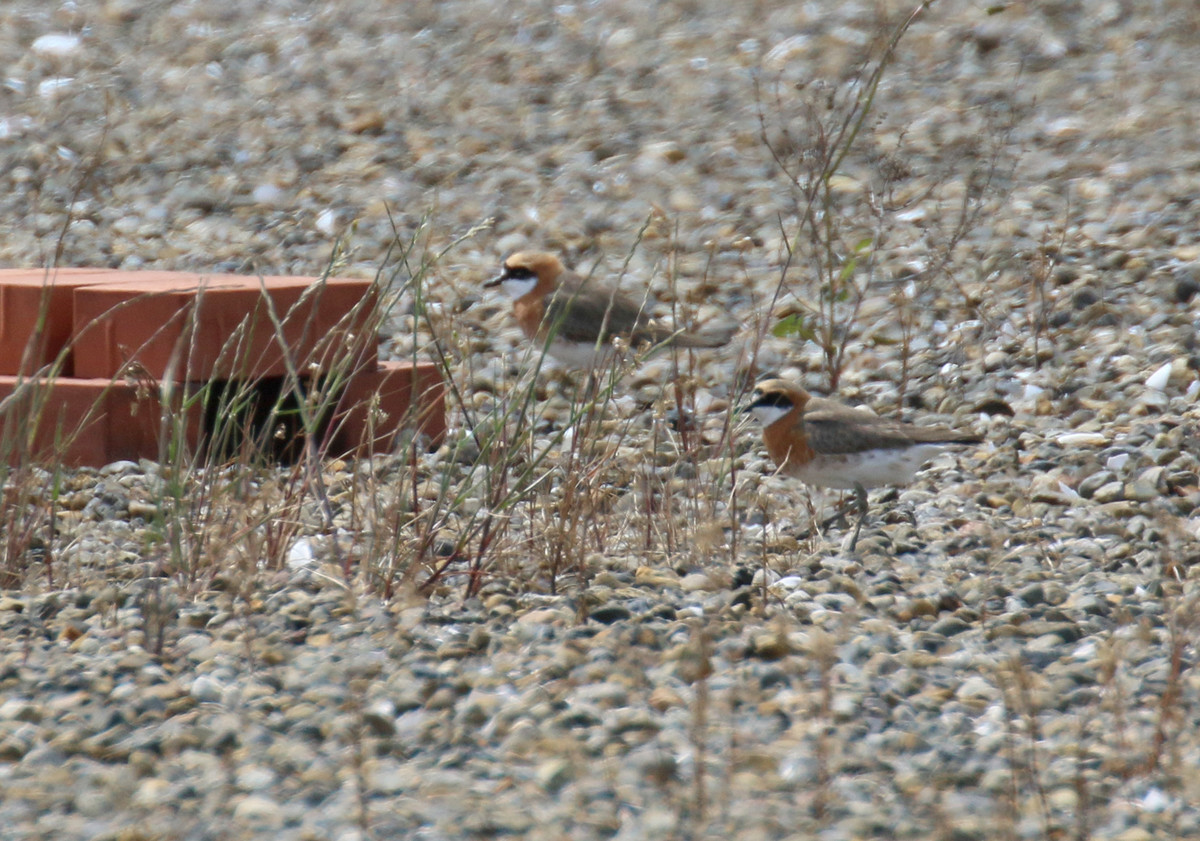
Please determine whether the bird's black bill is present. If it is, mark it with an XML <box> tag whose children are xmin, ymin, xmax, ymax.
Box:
<box><xmin>483</xmin><ymin>265</ymin><xmax>535</xmax><ymax>288</ymax></box>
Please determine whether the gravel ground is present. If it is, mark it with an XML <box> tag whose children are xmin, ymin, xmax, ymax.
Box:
<box><xmin>2</xmin><ymin>1</ymin><xmax>1200</xmax><ymax>839</ymax></box>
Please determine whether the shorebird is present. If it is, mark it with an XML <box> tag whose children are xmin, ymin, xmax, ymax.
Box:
<box><xmin>747</xmin><ymin>378</ymin><xmax>982</xmax><ymax>550</ymax></box>
<box><xmin>483</xmin><ymin>251</ymin><xmax>733</xmax><ymax>368</ymax></box>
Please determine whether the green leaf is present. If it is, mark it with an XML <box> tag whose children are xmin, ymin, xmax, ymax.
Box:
<box><xmin>772</xmin><ymin>313</ymin><xmax>803</xmax><ymax>337</ymax></box>
<box><xmin>838</xmin><ymin>256</ymin><xmax>858</xmax><ymax>282</ymax></box>
<box><xmin>772</xmin><ymin>313</ymin><xmax>816</xmax><ymax>341</ymax></box>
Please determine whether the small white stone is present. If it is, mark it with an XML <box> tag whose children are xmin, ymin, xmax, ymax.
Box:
<box><xmin>131</xmin><ymin>779</ymin><xmax>170</xmax><ymax>810</ymax></box>
<box><xmin>1141</xmin><ymin>787</ymin><xmax>1170</xmax><ymax>813</ymax></box>
<box><xmin>767</xmin><ymin>575</ymin><xmax>806</xmax><ymax>597</ymax></box>
<box><xmin>111</xmin><ymin>215</ymin><xmax>142</xmax><ymax>236</ymax></box>
<box><xmin>252</xmin><ymin>183</ymin><xmax>283</xmax><ymax>204</ymax></box>
<box><xmin>0</xmin><ymin>697</ymin><xmax>33</xmax><ymax>720</ymax></box>
<box><xmin>37</xmin><ymin>77</ymin><xmax>74</xmax><ymax>98</ymax></box>
<box><xmin>0</xmin><ymin>117</ymin><xmax>33</xmax><ymax>139</ymax></box>
<box><xmin>956</xmin><ymin>676</ymin><xmax>999</xmax><ymax>700</ymax></box>
<box><xmin>315</xmin><ymin>207</ymin><xmax>338</xmax><ymax>235</ymax></box>
<box><xmin>1140</xmin><ymin>389</ymin><xmax>1169</xmax><ymax>410</ymax></box>
<box><xmin>287</xmin><ymin>538</ymin><xmax>315</xmax><ymax>569</ymax></box>
<box><xmin>606</xmin><ymin>28</ymin><xmax>636</xmax><ymax>50</ymax></box>
<box><xmin>750</xmin><ymin>567</ymin><xmax>782</xmax><ymax>587</ymax></box>
<box><xmin>189</xmin><ymin>675</ymin><xmax>224</xmax><ymax>704</ymax></box>
<box><xmin>611</xmin><ymin>394</ymin><xmax>637</xmax><ymax>415</ymax></box>
<box><xmin>232</xmin><ymin>794</ymin><xmax>284</xmax><ymax>829</ymax></box>
<box><xmin>31</xmin><ymin>33</ymin><xmax>82</xmax><ymax>57</ymax></box>
<box><xmin>235</xmin><ymin>765</ymin><xmax>278</xmax><ymax>791</ymax></box>
<box><xmin>1021</xmin><ymin>383</ymin><xmax>1045</xmax><ymax>402</ymax></box>
<box><xmin>1043</xmin><ymin>117</ymin><xmax>1081</xmax><ymax>138</ymax></box>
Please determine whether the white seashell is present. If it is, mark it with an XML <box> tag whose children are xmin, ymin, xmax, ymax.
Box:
<box><xmin>1056</xmin><ymin>432</ymin><xmax>1107</xmax><ymax>447</ymax></box>
<box><xmin>1145</xmin><ymin>361</ymin><xmax>1172</xmax><ymax>392</ymax></box>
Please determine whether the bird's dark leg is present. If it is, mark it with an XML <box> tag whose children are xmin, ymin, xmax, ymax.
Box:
<box><xmin>848</xmin><ymin>482</ymin><xmax>869</xmax><ymax>551</ymax></box>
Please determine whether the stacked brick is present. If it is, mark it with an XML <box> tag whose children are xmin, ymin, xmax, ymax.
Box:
<box><xmin>0</xmin><ymin>269</ymin><xmax>445</xmax><ymax>467</ymax></box>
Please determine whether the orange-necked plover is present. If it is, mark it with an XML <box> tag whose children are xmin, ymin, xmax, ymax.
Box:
<box><xmin>747</xmin><ymin>378</ymin><xmax>983</xmax><ymax>550</ymax></box>
<box><xmin>484</xmin><ymin>251</ymin><xmax>733</xmax><ymax>368</ymax></box>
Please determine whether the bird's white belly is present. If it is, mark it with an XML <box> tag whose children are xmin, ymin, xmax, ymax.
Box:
<box><xmin>795</xmin><ymin>444</ymin><xmax>948</xmax><ymax>489</ymax></box>
<box><xmin>542</xmin><ymin>337</ymin><xmax>621</xmax><ymax>368</ymax></box>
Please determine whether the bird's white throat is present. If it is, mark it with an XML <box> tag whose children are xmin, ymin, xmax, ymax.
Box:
<box><xmin>499</xmin><ymin>276</ymin><xmax>538</xmax><ymax>299</ymax></box>
<box><xmin>749</xmin><ymin>405</ymin><xmax>791</xmax><ymax>427</ymax></box>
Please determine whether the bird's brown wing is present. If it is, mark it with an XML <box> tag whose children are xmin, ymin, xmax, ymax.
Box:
<box><xmin>543</xmin><ymin>277</ymin><xmax>731</xmax><ymax>349</ymax></box>
<box><xmin>802</xmin><ymin>412</ymin><xmax>915</xmax><ymax>455</ymax></box>
<box><xmin>804</xmin><ymin>398</ymin><xmax>981</xmax><ymax>453</ymax></box>
<box><xmin>542</xmin><ymin>281</ymin><xmax>649</xmax><ymax>344</ymax></box>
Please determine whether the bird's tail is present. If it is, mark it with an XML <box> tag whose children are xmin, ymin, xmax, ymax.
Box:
<box><xmin>908</xmin><ymin>427</ymin><xmax>985</xmax><ymax>446</ymax></box>
<box><xmin>670</xmin><ymin>324</ymin><xmax>736</xmax><ymax>349</ymax></box>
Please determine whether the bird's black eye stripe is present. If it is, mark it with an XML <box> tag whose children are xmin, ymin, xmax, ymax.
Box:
<box><xmin>750</xmin><ymin>390</ymin><xmax>792</xmax><ymax>409</ymax></box>
<box><xmin>504</xmin><ymin>267</ymin><xmax>535</xmax><ymax>280</ymax></box>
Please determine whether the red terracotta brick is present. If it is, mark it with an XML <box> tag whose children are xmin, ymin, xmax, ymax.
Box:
<box><xmin>0</xmin><ymin>269</ymin><xmax>138</xmax><ymax>377</ymax></box>
<box><xmin>0</xmin><ymin>375</ymin><xmax>203</xmax><ymax>467</ymax></box>
<box><xmin>331</xmin><ymin>361</ymin><xmax>446</xmax><ymax>456</ymax></box>
<box><xmin>0</xmin><ymin>269</ymin><xmax>442</xmax><ymax>466</ymax></box>
<box><xmin>106</xmin><ymin>379</ymin><xmax>206</xmax><ymax>464</ymax></box>
<box><xmin>71</xmin><ymin>272</ymin><xmax>378</xmax><ymax>381</ymax></box>
<box><xmin>0</xmin><ymin>375</ymin><xmax>108</xmax><ymax>466</ymax></box>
